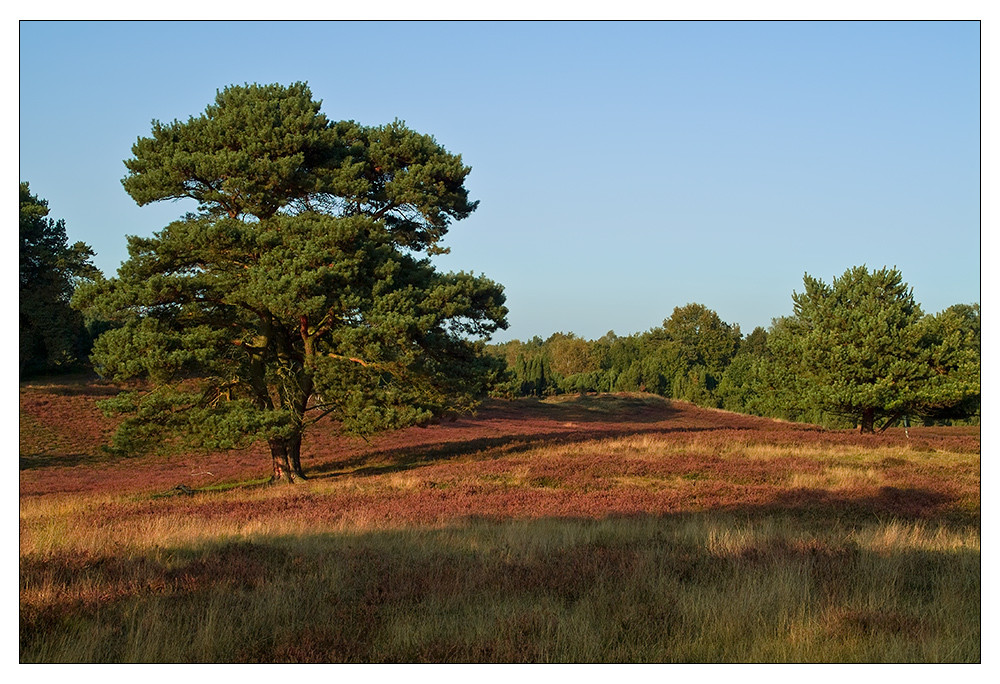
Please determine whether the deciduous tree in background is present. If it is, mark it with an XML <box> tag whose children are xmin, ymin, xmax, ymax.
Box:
<box><xmin>660</xmin><ymin>303</ymin><xmax>742</xmax><ymax>380</ymax></box>
<box><xmin>20</xmin><ymin>182</ymin><xmax>98</xmax><ymax>377</ymax></box>
<box><xmin>74</xmin><ymin>82</ymin><xmax>508</xmax><ymax>482</ymax></box>
<box><xmin>658</xmin><ymin>303</ymin><xmax>742</xmax><ymax>404</ymax></box>
<box><xmin>546</xmin><ymin>332</ymin><xmax>596</xmax><ymax>378</ymax></box>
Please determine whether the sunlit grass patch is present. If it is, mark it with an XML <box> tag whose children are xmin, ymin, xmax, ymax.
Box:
<box><xmin>611</xmin><ymin>475</ymin><xmax>671</xmax><ymax>490</ymax></box>
<box><xmin>788</xmin><ymin>465</ymin><xmax>886</xmax><ymax>490</ymax></box>
<box><xmin>539</xmin><ymin>392</ymin><xmax>672</xmax><ymax>413</ymax></box>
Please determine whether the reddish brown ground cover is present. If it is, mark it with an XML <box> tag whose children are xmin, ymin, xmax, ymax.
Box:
<box><xmin>19</xmin><ymin>376</ymin><xmax>980</xmax><ymax>530</ymax></box>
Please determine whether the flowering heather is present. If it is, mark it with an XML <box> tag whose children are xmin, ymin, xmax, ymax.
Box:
<box><xmin>20</xmin><ymin>378</ymin><xmax>980</xmax><ymax>663</ymax></box>
<box><xmin>20</xmin><ymin>382</ymin><xmax>979</xmax><ymax>527</ymax></box>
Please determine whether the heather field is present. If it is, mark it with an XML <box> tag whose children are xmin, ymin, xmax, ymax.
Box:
<box><xmin>19</xmin><ymin>376</ymin><xmax>981</xmax><ymax>663</ymax></box>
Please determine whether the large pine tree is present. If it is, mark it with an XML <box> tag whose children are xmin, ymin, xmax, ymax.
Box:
<box><xmin>75</xmin><ymin>82</ymin><xmax>508</xmax><ymax>482</ymax></box>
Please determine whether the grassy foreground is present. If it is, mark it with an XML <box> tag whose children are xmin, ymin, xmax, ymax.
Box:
<box><xmin>20</xmin><ymin>381</ymin><xmax>980</xmax><ymax>663</ymax></box>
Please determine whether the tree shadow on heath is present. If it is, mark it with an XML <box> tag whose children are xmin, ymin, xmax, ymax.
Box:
<box><xmin>19</xmin><ymin>452</ymin><xmax>104</xmax><ymax>471</ymax></box>
<box><xmin>305</xmin><ymin>423</ymin><xmax>725</xmax><ymax>481</ymax></box>
<box><xmin>20</xmin><ymin>373</ymin><xmax>120</xmax><ymax>396</ymax></box>
<box><xmin>489</xmin><ymin>394</ymin><xmax>682</xmax><ymax>424</ymax></box>
<box><xmin>733</xmin><ymin>485</ymin><xmax>967</xmax><ymax>524</ymax></box>
<box><xmin>302</xmin><ymin>394</ymin><xmax>725</xmax><ymax>480</ymax></box>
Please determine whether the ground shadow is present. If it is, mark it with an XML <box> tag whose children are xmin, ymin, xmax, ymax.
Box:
<box><xmin>19</xmin><ymin>488</ymin><xmax>981</xmax><ymax>663</ymax></box>
<box><xmin>491</xmin><ymin>395</ymin><xmax>682</xmax><ymax>424</ymax></box>
<box><xmin>305</xmin><ymin>423</ymin><xmax>726</xmax><ymax>480</ymax></box>
<box><xmin>300</xmin><ymin>394</ymin><xmax>751</xmax><ymax>480</ymax></box>
<box><xmin>19</xmin><ymin>452</ymin><xmax>105</xmax><ymax>471</ymax></box>
<box><xmin>19</xmin><ymin>373</ymin><xmax>120</xmax><ymax>396</ymax></box>
<box><xmin>726</xmin><ymin>485</ymin><xmax>965</xmax><ymax>524</ymax></box>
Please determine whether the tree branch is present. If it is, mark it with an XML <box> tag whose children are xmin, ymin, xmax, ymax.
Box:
<box><xmin>877</xmin><ymin>412</ymin><xmax>904</xmax><ymax>433</ymax></box>
<box><xmin>327</xmin><ymin>353</ymin><xmax>376</xmax><ymax>367</ymax></box>
<box><xmin>370</xmin><ymin>202</ymin><xmax>397</xmax><ymax>221</ymax></box>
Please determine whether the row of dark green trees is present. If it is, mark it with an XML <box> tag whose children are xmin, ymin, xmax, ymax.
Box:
<box><xmin>488</xmin><ymin>282</ymin><xmax>980</xmax><ymax>432</ymax></box>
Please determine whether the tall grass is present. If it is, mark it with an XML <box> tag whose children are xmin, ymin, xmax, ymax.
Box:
<box><xmin>20</xmin><ymin>512</ymin><xmax>979</xmax><ymax>663</ymax></box>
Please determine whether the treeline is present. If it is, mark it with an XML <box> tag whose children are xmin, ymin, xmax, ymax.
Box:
<box><xmin>488</xmin><ymin>292</ymin><xmax>980</xmax><ymax>430</ymax></box>
<box><xmin>489</xmin><ymin>303</ymin><xmax>740</xmax><ymax>400</ymax></box>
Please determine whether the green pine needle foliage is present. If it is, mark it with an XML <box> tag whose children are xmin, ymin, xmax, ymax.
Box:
<box><xmin>770</xmin><ymin>266</ymin><xmax>979</xmax><ymax>431</ymax></box>
<box><xmin>20</xmin><ymin>182</ymin><xmax>100</xmax><ymax>377</ymax></box>
<box><xmin>74</xmin><ymin>83</ymin><xmax>507</xmax><ymax>474</ymax></box>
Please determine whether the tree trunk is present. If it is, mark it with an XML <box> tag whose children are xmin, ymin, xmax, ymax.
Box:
<box><xmin>288</xmin><ymin>433</ymin><xmax>307</xmax><ymax>480</ymax></box>
<box><xmin>858</xmin><ymin>407</ymin><xmax>876</xmax><ymax>434</ymax></box>
<box><xmin>269</xmin><ymin>437</ymin><xmax>300</xmax><ymax>484</ymax></box>
<box><xmin>263</xmin><ymin>318</ymin><xmax>314</xmax><ymax>483</ymax></box>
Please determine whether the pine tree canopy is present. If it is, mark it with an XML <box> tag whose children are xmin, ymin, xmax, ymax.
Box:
<box><xmin>120</xmin><ymin>82</ymin><xmax>477</xmax><ymax>253</ymax></box>
<box><xmin>770</xmin><ymin>266</ymin><xmax>979</xmax><ymax>433</ymax></box>
<box><xmin>20</xmin><ymin>182</ymin><xmax>99</xmax><ymax>376</ymax></box>
<box><xmin>74</xmin><ymin>82</ymin><xmax>508</xmax><ymax>482</ymax></box>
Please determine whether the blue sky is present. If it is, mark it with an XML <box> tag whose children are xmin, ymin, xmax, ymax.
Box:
<box><xmin>19</xmin><ymin>20</ymin><xmax>981</xmax><ymax>343</ymax></box>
